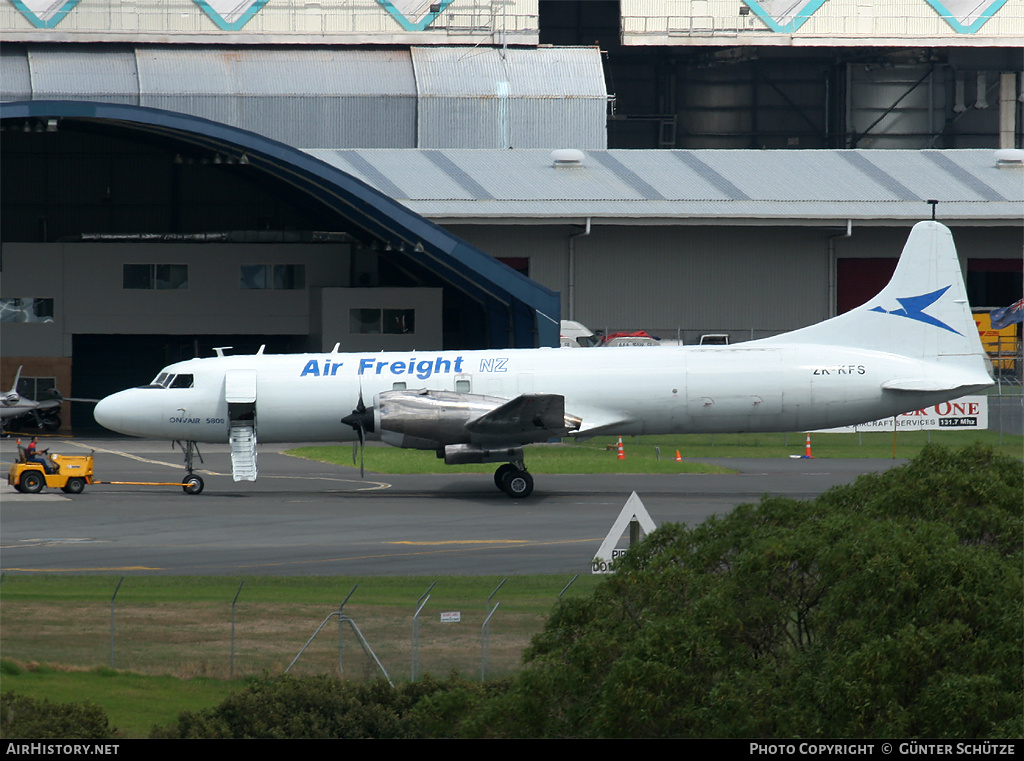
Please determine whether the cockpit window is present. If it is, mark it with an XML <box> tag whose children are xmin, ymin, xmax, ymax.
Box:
<box><xmin>143</xmin><ymin>372</ymin><xmax>194</xmax><ymax>389</ymax></box>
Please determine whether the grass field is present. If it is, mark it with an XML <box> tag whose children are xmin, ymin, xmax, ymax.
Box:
<box><xmin>0</xmin><ymin>574</ymin><xmax>602</xmax><ymax>737</ymax></box>
<box><xmin>289</xmin><ymin>429</ymin><xmax>1022</xmax><ymax>473</ymax></box>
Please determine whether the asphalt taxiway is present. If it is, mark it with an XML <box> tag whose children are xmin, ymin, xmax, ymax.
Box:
<box><xmin>1</xmin><ymin>436</ymin><xmax>904</xmax><ymax>576</ymax></box>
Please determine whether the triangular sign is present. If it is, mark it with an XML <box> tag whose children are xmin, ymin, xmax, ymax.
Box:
<box><xmin>592</xmin><ymin>492</ymin><xmax>657</xmax><ymax>574</ymax></box>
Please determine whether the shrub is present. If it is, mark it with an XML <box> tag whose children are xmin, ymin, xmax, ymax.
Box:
<box><xmin>1</xmin><ymin>692</ymin><xmax>117</xmax><ymax>740</ymax></box>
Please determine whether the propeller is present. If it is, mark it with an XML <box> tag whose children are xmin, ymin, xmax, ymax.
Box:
<box><xmin>341</xmin><ymin>385</ymin><xmax>374</xmax><ymax>478</ymax></box>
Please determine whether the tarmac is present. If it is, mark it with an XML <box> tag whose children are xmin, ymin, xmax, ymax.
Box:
<box><xmin>1</xmin><ymin>435</ymin><xmax>904</xmax><ymax>576</ymax></box>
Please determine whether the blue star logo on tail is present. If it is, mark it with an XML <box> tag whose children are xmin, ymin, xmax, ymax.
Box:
<box><xmin>870</xmin><ymin>285</ymin><xmax>962</xmax><ymax>335</ymax></box>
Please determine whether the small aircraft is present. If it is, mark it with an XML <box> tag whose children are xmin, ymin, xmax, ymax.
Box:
<box><xmin>94</xmin><ymin>221</ymin><xmax>993</xmax><ymax>497</ymax></box>
<box><xmin>1</xmin><ymin>367</ymin><xmax>64</xmax><ymax>433</ymax></box>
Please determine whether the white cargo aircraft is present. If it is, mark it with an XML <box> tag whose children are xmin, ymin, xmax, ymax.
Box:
<box><xmin>94</xmin><ymin>221</ymin><xmax>993</xmax><ymax>497</ymax></box>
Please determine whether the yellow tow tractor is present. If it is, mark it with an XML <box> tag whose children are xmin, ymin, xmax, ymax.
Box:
<box><xmin>9</xmin><ymin>441</ymin><xmax>94</xmax><ymax>494</ymax></box>
<box><xmin>8</xmin><ymin>439</ymin><xmax>205</xmax><ymax>495</ymax></box>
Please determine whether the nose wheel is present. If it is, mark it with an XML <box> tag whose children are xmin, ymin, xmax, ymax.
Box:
<box><xmin>182</xmin><ymin>475</ymin><xmax>205</xmax><ymax>495</ymax></box>
<box><xmin>175</xmin><ymin>440</ymin><xmax>205</xmax><ymax>495</ymax></box>
<box><xmin>494</xmin><ymin>463</ymin><xmax>534</xmax><ymax>498</ymax></box>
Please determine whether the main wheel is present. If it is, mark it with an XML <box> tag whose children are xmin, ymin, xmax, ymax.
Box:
<box><xmin>41</xmin><ymin>414</ymin><xmax>61</xmax><ymax>432</ymax></box>
<box><xmin>182</xmin><ymin>475</ymin><xmax>204</xmax><ymax>495</ymax></box>
<box><xmin>501</xmin><ymin>469</ymin><xmax>534</xmax><ymax>499</ymax></box>
<box><xmin>494</xmin><ymin>463</ymin><xmax>517</xmax><ymax>491</ymax></box>
<box><xmin>61</xmin><ymin>477</ymin><xmax>85</xmax><ymax>494</ymax></box>
<box><xmin>21</xmin><ymin>471</ymin><xmax>45</xmax><ymax>494</ymax></box>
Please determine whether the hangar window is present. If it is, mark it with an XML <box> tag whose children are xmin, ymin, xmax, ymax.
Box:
<box><xmin>350</xmin><ymin>308</ymin><xmax>415</xmax><ymax>335</ymax></box>
<box><xmin>124</xmin><ymin>264</ymin><xmax>188</xmax><ymax>290</ymax></box>
<box><xmin>16</xmin><ymin>376</ymin><xmax>56</xmax><ymax>400</ymax></box>
<box><xmin>0</xmin><ymin>297</ymin><xmax>54</xmax><ymax>323</ymax></box>
<box><xmin>241</xmin><ymin>265</ymin><xmax>305</xmax><ymax>290</ymax></box>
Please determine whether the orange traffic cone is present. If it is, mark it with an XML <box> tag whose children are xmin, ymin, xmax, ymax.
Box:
<box><xmin>675</xmin><ymin>449</ymin><xmax>682</xmax><ymax>462</ymax></box>
<box><xmin>804</xmin><ymin>433</ymin><xmax>814</xmax><ymax>459</ymax></box>
<box><xmin>617</xmin><ymin>436</ymin><xmax>625</xmax><ymax>460</ymax></box>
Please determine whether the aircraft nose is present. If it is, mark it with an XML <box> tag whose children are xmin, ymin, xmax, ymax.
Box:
<box><xmin>93</xmin><ymin>392</ymin><xmax>125</xmax><ymax>433</ymax></box>
<box><xmin>94</xmin><ymin>390</ymin><xmax>150</xmax><ymax>435</ymax></box>
<box><xmin>95</xmin><ymin>389</ymin><xmax>170</xmax><ymax>437</ymax></box>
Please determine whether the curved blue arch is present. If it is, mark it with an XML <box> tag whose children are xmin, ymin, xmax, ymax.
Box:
<box><xmin>0</xmin><ymin>100</ymin><xmax>559</xmax><ymax>348</ymax></box>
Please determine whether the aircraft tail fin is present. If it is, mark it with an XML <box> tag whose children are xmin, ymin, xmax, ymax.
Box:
<box><xmin>765</xmin><ymin>221</ymin><xmax>991</xmax><ymax>381</ymax></box>
<box><xmin>4</xmin><ymin>366</ymin><xmax>23</xmax><ymax>405</ymax></box>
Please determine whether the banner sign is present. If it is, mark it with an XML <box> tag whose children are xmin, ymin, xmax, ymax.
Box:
<box><xmin>818</xmin><ymin>396</ymin><xmax>988</xmax><ymax>433</ymax></box>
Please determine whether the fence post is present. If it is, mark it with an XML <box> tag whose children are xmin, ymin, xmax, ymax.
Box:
<box><xmin>109</xmin><ymin>576</ymin><xmax>123</xmax><ymax>669</ymax></box>
<box><xmin>412</xmin><ymin>581</ymin><xmax>436</xmax><ymax>682</ymax></box>
<box><xmin>230</xmin><ymin>581</ymin><xmax>243</xmax><ymax>678</ymax></box>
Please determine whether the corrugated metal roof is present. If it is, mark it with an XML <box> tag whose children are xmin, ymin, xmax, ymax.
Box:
<box><xmin>135</xmin><ymin>47</ymin><xmax>418</xmax><ymax>148</ymax></box>
<box><xmin>308</xmin><ymin>148</ymin><xmax>1024</xmax><ymax>221</ymax></box>
<box><xmin>2</xmin><ymin>43</ymin><xmax>607</xmax><ymax>150</ymax></box>
<box><xmin>0</xmin><ymin>44</ymin><xmax>31</xmax><ymax>102</ymax></box>
<box><xmin>29</xmin><ymin>45</ymin><xmax>139</xmax><ymax>102</ymax></box>
<box><xmin>137</xmin><ymin>47</ymin><xmax>416</xmax><ymax>97</ymax></box>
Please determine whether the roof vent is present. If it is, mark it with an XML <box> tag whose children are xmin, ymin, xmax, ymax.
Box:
<box><xmin>551</xmin><ymin>149</ymin><xmax>585</xmax><ymax>168</ymax></box>
<box><xmin>994</xmin><ymin>148</ymin><xmax>1024</xmax><ymax>167</ymax></box>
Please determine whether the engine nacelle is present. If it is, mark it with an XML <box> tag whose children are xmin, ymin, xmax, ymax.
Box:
<box><xmin>443</xmin><ymin>444</ymin><xmax>524</xmax><ymax>465</ymax></box>
<box><xmin>376</xmin><ymin>389</ymin><xmax>507</xmax><ymax>448</ymax></box>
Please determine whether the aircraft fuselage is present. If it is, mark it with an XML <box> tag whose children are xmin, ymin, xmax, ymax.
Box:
<box><xmin>94</xmin><ymin>343</ymin><xmax>985</xmax><ymax>445</ymax></box>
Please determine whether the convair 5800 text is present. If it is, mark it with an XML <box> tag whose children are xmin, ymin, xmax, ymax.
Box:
<box><xmin>94</xmin><ymin>221</ymin><xmax>993</xmax><ymax>497</ymax></box>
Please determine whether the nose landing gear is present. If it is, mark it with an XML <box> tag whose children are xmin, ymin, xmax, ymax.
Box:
<box><xmin>174</xmin><ymin>440</ymin><xmax>205</xmax><ymax>495</ymax></box>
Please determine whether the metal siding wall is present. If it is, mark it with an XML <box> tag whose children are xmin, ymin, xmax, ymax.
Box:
<box><xmin>445</xmin><ymin>224</ymin><xmax>572</xmax><ymax>298</ymax></box>
<box><xmin>570</xmin><ymin>226</ymin><xmax>830</xmax><ymax>334</ymax></box>
<box><xmin>52</xmin><ymin>242</ymin><xmax>351</xmax><ymax>337</ymax></box>
<box><xmin>413</xmin><ymin>47</ymin><xmax>607</xmax><ymax>149</ymax></box>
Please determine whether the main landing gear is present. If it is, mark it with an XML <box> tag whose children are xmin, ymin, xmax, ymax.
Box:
<box><xmin>493</xmin><ymin>462</ymin><xmax>533</xmax><ymax>498</ymax></box>
<box><xmin>174</xmin><ymin>440</ymin><xmax>205</xmax><ymax>495</ymax></box>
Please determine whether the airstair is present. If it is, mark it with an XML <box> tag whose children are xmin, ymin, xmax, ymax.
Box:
<box><xmin>229</xmin><ymin>421</ymin><xmax>258</xmax><ymax>481</ymax></box>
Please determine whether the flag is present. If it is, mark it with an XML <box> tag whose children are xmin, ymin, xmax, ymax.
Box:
<box><xmin>990</xmin><ymin>298</ymin><xmax>1024</xmax><ymax>330</ymax></box>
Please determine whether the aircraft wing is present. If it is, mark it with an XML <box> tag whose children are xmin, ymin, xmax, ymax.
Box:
<box><xmin>465</xmin><ymin>393</ymin><xmax>579</xmax><ymax>441</ymax></box>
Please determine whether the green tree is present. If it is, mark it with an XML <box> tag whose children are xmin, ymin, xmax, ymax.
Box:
<box><xmin>483</xmin><ymin>444</ymin><xmax>1022</xmax><ymax>738</ymax></box>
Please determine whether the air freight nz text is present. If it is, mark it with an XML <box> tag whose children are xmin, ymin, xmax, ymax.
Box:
<box><xmin>300</xmin><ymin>356</ymin><xmax>468</xmax><ymax>380</ymax></box>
